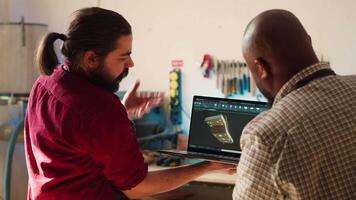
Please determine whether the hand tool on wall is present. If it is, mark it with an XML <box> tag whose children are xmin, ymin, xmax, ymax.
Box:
<box><xmin>198</xmin><ymin>54</ymin><xmax>259</xmax><ymax>99</ymax></box>
<box><xmin>216</xmin><ymin>60</ymin><xmax>221</xmax><ymax>90</ymax></box>
<box><xmin>200</xmin><ymin>54</ymin><xmax>213</xmax><ymax>78</ymax></box>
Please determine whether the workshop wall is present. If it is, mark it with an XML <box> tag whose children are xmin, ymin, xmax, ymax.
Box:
<box><xmin>5</xmin><ymin>0</ymin><xmax>356</xmax><ymax>132</ymax></box>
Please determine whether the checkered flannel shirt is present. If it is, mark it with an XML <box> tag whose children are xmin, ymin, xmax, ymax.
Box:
<box><xmin>233</xmin><ymin>62</ymin><xmax>356</xmax><ymax>200</ymax></box>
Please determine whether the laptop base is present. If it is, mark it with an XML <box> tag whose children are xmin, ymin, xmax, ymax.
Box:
<box><xmin>158</xmin><ymin>149</ymin><xmax>239</xmax><ymax>165</ymax></box>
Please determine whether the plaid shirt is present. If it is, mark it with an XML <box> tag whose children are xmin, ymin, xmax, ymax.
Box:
<box><xmin>233</xmin><ymin>62</ymin><xmax>356</xmax><ymax>200</ymax></box>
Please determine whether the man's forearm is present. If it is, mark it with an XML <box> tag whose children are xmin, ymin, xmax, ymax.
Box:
<box><xmin>123</xmin><ymin>161</ymin><xmax>211</xmax><ymax>199</ymax></box>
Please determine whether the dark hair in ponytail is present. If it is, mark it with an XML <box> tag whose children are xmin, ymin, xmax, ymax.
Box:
<box><xmin>36</xmin><ymin>7</ymin><xmax>132</xmax><ymax>76</ymax></box>
<box><xmin>36</xmin><ymin>33</ymin><xmax>67</xmax><ymax>75</ymax></box>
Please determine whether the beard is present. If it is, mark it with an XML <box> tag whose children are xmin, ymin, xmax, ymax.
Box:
<box><xmin>89</xmin><ymin>65</ymin><xmax>129</xmax><ymax>93</ymax></box>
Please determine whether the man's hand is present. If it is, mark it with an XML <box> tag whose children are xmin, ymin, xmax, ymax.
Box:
<box><xmin>122</xmin><ymin>81</ymin><xmax>164</xmax><ymax>120</ymax></box>
<box><xmin>204</xmin><ymin>161</ymin><xmax>237</xmax><ymax>175</ymax></box>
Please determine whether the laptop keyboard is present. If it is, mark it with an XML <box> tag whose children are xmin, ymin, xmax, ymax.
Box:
<box><xmin>189</xmin><ymin>151</ymin><xmax>239</xmax><ymax>162</ymax></box>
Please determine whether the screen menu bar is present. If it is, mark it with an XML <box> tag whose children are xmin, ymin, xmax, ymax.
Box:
<box><xmin>194</xmin><ymin>98</ymin><xmax>268</xmax><ymax>113</ymax></box>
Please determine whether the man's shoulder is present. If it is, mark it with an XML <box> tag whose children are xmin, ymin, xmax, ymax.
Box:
<box><xmin>242</xmin><ymin>73</ymin><xmax>356</xmax><ymax>146</ymax></box>
<box><xmin>36</xmin><ymin>67</ymin><xmax>125</xmax><ymax>116</ymax></box>
<box><xmin>242</xmin><ymin>108</ymin><xmax>290</xmax><ymax>144</ymax></box>
<box><xmin>339</xmin><ymin>74</ymin><xmax>356</xmax><ymax>81</ymax></box>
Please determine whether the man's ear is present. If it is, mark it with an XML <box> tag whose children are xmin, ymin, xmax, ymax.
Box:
<box><xmin>82</xmin><ymin>50</ymin><xmax>99</xmax><ymax>70</ymax></box>
<box><xmin>254</xmin><ymin>58</ymin><xmax>270</xmax><ymax>80</ymax></box>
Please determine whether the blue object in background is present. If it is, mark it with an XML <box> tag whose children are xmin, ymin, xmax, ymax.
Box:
<box><xmin>2</xmin><ymin>100</ymin><xmax>27</xmax><ymax>200</ymax></box>
<box><xmin>115</xmin><ymin>91</ymin><xmax>175</xmax><ymax>150</ymax></box>
<box><xmin>239</xmin><ymin>78</ymin><xmax>244</xmax><ymax>95</ymax></box>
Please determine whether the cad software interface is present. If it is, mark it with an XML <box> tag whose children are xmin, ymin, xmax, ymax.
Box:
<box><xmin>189</xmin><ymin>97</ymin><xmax>268</xmax><ymax>155</ymax></box>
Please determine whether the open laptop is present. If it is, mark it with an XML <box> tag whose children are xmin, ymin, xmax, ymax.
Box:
<box><xmin>159</xmin><ymin>95</ymin><xmax>268</xmax><ymax>164</ymax></box>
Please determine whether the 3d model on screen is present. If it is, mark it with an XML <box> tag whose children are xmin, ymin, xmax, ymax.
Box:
<box><xmin>204</xmin><ymin>114</ymin><xmax>234</xmax><ymax>144</ymax></box>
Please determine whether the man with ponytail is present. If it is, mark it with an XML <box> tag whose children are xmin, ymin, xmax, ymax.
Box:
<box><xmin>25</xmin><ymin>7</ymin><xmax>235</xmax><ymax>200</ymax></box>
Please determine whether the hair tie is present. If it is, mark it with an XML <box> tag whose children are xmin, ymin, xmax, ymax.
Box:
<box><xmin>59</xmin><ymin>33</ymin><xmax>67</xmax><ymax>41</ymax></box>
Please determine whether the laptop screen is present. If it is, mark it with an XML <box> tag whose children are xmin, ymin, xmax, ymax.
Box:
<box><xmin>188</xmin><ymin>96</ymin><xmax>269</xmax><ymax>157</ymax></box>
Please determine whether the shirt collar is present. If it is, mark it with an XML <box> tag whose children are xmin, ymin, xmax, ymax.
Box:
<box><xmin>273</xmin><ymin>62</ymin><xmax>331</xmax><ymax>107</ymax></box>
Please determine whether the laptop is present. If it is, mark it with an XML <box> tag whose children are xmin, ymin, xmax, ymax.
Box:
<box><xmin>159</xmin><ymin>95</ymin><xmax>269</xmax><ymax>164</ymax></box>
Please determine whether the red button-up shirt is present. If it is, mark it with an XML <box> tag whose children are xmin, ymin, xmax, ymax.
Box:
<box><xmin>24</xmin><ymin>66</ymin><xmax>147</xmax><ymax>200</ymax></box>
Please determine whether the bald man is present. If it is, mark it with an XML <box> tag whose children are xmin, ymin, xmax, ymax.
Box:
<box><xmin>233</xmin><ymin>9</ymin><xmax>356</xmax><ymax>200</ymax></box>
